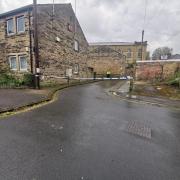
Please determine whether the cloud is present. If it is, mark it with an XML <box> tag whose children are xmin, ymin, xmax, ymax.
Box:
<box><xmin>0</xmin><ymin>0</ymin><xmax>180</xmax><ymax>54</ymax></box>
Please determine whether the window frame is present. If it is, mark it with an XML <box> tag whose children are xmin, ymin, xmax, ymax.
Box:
<box><xmin>74</xmin><ymin>40</ymin><xmax>79</xmax><ymax>52</ymax></box>
<box><xmin>7</xmin><ymin>18</ymin><xmax>15</xmax><ymax>35</ymax></box>
<box><xmin>73</xmin><ymin>63</ymin><xmax>79</xmax><ymax>74</ymax></box>
<box><xmin>19</xmin><ymin>55</ymin><xmax>28</xmax><ymax>71</ymax></box>
<box><xmin>127</xmin><ymin>49</ymin><xmax>132</xmax><ymax>58</ymax></box>
<box><xmin>16</xmin><ymin>16</ymin><xmax>25</xmax><ymax>33</ymax></box>
<box><xmin>67</xmin><ymin>23</ymin><xmax>74</xmax><ymax>32</ymax></box>
<box><xmin>9</xmin><ymin>56</ymin><xmax>17</xmax><ymax>70</ymax></box>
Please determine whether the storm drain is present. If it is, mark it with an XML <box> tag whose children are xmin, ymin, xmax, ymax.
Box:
<box><xmin>127</xmin><ymin>121</ymin><xmax>151</xmax><ymax>139</ymax></box>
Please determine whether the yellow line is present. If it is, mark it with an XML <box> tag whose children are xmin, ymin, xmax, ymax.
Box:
<box><xmin>0</xmin><ymin>90</ymin><xmax>60</xmax><ymax>119</ymax></box>
<box><xmin>0</xmin><ymin>81</ymin><xmax>97</xmax><ymax>119</ymax></box>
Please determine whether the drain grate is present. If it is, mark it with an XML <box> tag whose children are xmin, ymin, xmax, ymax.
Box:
<box><xmin>127</xmin><ymin>121</ymin><xmax>151</xmax><ymax>139</ymax></box>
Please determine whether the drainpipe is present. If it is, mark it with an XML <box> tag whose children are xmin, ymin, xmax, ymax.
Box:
<box><xmin>28</xmin><ymin>10</ymin><xmax>33</xmax><ymax>74</ymax></box>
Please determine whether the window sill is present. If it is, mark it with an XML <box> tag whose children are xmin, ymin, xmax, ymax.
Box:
<box><xmin>6</xmin><ymin>32</ymin><xmax>26</xmax><ymax>38</ymax></box>
<box><xmin>7</xmin><ymin>33</ymin><xmax>15</xmax><ymax>37</ymax></box>
<box><xmin>17</xmin><ymin>31</ymin><xmax>26</xmax><ymax>35</ymax></box>
<box><xmin>20</xmin><ymin>70</ymin><xmax>28</xmax><ymax>72</ymax></box>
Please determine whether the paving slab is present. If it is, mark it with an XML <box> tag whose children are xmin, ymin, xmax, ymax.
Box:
<box><xmin>0</xmin><ymin>89</ymin><xmax>49</xmax><ymax>112</ymax></box>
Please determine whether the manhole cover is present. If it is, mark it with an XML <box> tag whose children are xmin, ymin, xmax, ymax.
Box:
<box><xmin>127</xmin><ymin>121</ymin><xmax>151</xmax><ymax>139</ymax></box>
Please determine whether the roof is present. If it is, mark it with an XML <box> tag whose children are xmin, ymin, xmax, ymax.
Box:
<box><xmin>137</xmin><ymin>59</ymin><xmax>180</xmax><ymax>63</ymax></box>
<box><xmin>89</xmin><ymin>41</ymin><xmax>147</xmax><ymax>46</ymax></box>
<box><xmin>0</xmin><ymin>3</ymin><xmax>71</xmax><ymax>19</ymax></box>
<box><xmin>0</xmin><ymin>4</ymin><xmax>33</xmax><ymax>19</ymax></box>
<box><xmin>169</xmin><ymin>54</ymin><xmax>180</xmax><ymax>59</ymax></box>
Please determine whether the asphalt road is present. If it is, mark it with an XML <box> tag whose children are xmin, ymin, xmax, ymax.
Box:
<box><xmin>0</xmin><ymin>81</ymin><xmax>180</xmax><ymax>180</ymax></box>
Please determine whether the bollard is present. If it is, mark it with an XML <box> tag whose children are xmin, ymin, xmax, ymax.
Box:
<box><xmin>93</xmin><ymin>72</ymin><xmax>96</xmax><ymax>80</ymax></box>
<box><xmin>67</xmin><ymin>76</ymin><xmax>70</xmax><ymax>86</ymax></box>
<box><xmin>129</xmin><ymin>78</ymin><xmax>134</xmax><ymax>92</ymax></box>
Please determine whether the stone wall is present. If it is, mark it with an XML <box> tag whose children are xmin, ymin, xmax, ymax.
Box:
<box><xmin>87</xmin><ymin>46</ymin><xmax>126</xmax><ymax>76</ymax></box>
<box><xmin>37</xmin><ymin>4</ymin><xmax>90</xmax><ymax>79</ymax></box>
<box><xmin>136</xmin><ymin>60</ymin><xmax>180</xmax><ymax>81</ymax></box>
<box><xmin>0</xmin><ymin>11</ymin><xmax>32</xmax><ymax>74</ymax></box>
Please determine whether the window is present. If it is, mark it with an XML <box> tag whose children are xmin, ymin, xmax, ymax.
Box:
<box><xmin>7</xmin><ymin>18</ymin><xmax>14</xmax><ymax>35</ymax></box>
<box><xmin>127</xmin><ymin>49</ymin><xmax>131</xmax><ymax>58</ymax></box>
<box><xmin>17</xmin><ymin>16</ymin><xmax>25</xmax><ymax>33</ymax></box>
<box><xmin>74</xmin><ymin>40</ymin><xmax>79</xmax><ymax>51</ymax></box>
<box><xmin>74</xmin><ymin>64</ymin><xmax>79</xmax><ymax>74</ymax></box>
<box><xmin>138</xmin><ymin>49</ymin><xmax>142</xmax><ymax>58</ymax></box>
<box><xmin>9</xmin><ymin>56</ymin><xmax>17</xmax><ymax>70</ymax></box>
<box><xmin>67</xmin><ymin>23</ymin><xmax>74</xmax><ymax>32</ymax></box>
<box><xmin>70</xmin><ymin>16</ymin><xmax>74</xmax><ymax>22</ymax></box>
<box><xmin>19</xmin><ymin>56</ymin><xmax>27</xmax><ymax>71</ymax></box>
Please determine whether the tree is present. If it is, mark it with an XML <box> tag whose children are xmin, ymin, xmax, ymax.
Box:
<box><xmin>152</xmin><ymin>47</ymin><xmax>173</xmax><ymax>60</ymax></box>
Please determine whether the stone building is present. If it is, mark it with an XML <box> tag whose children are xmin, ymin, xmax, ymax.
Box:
<box><xmin>0</xmin><ymin>4</ymin><xmax>91</xmax><ymax>79</ymax></box>
<box><xmin>87</xmin><ymin>45</ymin><xmax>126</xmax><ymax>76</ymax></box>
<box><xmin>87</xmin><ymin>42</ymin><xmax>148</xmax><ymax>76</ymax></box>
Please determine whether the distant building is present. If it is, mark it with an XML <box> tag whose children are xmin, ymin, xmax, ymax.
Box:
<box><xmin>87</xmin><ymin>41</ymin><xmax>148</xmax><ymax>75</ymax></box>
<box><xmin>169</xmin><ymin>54</ymin><xmax>180</xmax><ymax>59</ymax></box>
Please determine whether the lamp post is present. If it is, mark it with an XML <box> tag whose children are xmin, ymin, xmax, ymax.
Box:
<box><xmin>33</xmin><ymin>0</ymin><xmax>40</xmax><ymax>89</ymax></box>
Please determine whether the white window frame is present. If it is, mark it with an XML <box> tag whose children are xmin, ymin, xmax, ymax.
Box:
<box><xmin>9</xmin><ymin>56</ymin><xmax>17</xmax><ymax>70</ymax></box>
<box><xmin>19</xmin><ymin>55</ymin><xmax>28</xmax><ymax>71</ymax></box>
<box><xmin>74</xmin><ymin>40</ymin><xmax>79</xmax><ymax>51</ymax></box>
<box><xmin>127</xmin><ymin>49</ymin><xmax>131</xmax><ymax>58</ymax></box>
<box><xmin>74</xmin><ymin>64</ymin><xmax>79</xmax><ymax>74</ymax></box>
<box><xmin>17</xmin><ymin>16</ymin><xmax>25</xmax><ymax>33</ymax></box>
<box><xmin>7</xmin><ymin>18</ymin><xmax>15</xmax><ymax>35</ymax></box>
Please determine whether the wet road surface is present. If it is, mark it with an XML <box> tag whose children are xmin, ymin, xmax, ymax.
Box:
<box><xmin>0</xmin><ymin>81</ymin><xmax>180</xmax><ymax>180</ymax></box>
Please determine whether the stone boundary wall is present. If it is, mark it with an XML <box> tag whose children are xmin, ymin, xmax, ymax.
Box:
<box><xmin>136</xmin><ymin>59</ymin><xmax>180</xmax><ymax>81</ymax></box>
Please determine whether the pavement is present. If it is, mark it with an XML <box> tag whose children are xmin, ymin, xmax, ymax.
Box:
<box><xmin>110</xmin><ymin>80</ymin><xmax>180</xmax><ymax>109</ymax></box>
<box><xmin>0</xmin><ymin>81</ymin><xmax>180</xmax><ymax>180</ymax></box>
<box><xmin>0</xmin><ymin>89</ymin><xmax>50</xmax><ymax>113</ymax></box>
<box><xmin>0</xmin><ymin>80</ymin><xmax>97</xmax><ymax>114</ymax></box>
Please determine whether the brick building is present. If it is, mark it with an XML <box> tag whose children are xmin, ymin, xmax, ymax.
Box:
<box><xmin>0</xmin><ymin>4</ymin><xmax>91</xmax><ymax>79</ymax></box>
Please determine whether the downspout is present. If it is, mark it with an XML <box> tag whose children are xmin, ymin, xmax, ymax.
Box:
<box><xmin>28</xmin><ymin>10</ymin><xmax>33</xmax><ymax>74</ymax></box>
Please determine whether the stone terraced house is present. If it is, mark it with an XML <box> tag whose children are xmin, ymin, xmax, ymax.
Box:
<box><xmin>0</xmin><ymin>4</ymin><xmax>91</xmax><ymax>79</ymax></box>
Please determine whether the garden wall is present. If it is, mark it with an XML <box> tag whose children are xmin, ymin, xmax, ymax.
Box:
<box><xmin>136</xmin><ymin>60</ymin><xmax>180</xmax><ymax>81</ymax></box>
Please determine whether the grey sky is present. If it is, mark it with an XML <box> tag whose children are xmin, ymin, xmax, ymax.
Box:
<box><xmin>0</xmin><ymin>0</ymin><xmax>180</xmax><ymax>54</ymax></box>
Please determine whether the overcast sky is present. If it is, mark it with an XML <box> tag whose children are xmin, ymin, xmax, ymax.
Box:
<box><xmin>0</xmin><ymin>0</ymin><xmax>180</xmax><ymax>54</ymax></box>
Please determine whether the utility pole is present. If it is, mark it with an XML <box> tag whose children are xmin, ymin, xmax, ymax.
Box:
<box><xmin>74</xmin><ymin>0</ymin><xmax>77</xmax><ymax>36</ymax></box>
<box><xmin>33</xmin><ymin>0</ymin><xmax>40</xmax><ymax>89</ymax></box>
<box><xmin>141</xmin><ymin>30</ymin><xmax>144</xmax><ymax>61</ymax></box>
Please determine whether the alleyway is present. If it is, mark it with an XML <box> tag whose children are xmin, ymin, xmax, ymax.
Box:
<box><xmin>0</xmin><ymin>81</ymin><xmax>180</xmax><ymax>180</ymax></box>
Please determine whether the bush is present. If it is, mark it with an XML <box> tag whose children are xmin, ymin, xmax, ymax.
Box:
<box><xmin>167</xmin><ymin>72</ymin><xmax>180</xmax><ymax>87</ymax></box>
<box><xmin>0</xmin><ymin>73</ymin><xmax>34</xmax><ymax>88</ymax></box>
<box><xmin>22</xmin><ymin>73</ymin><xmax>34</xmax><ymax>86</ymax></box>
<box><xmin>0</xmin><ymin>73</ymin><xmax>22</xmax><ymax>87</ymax></box>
